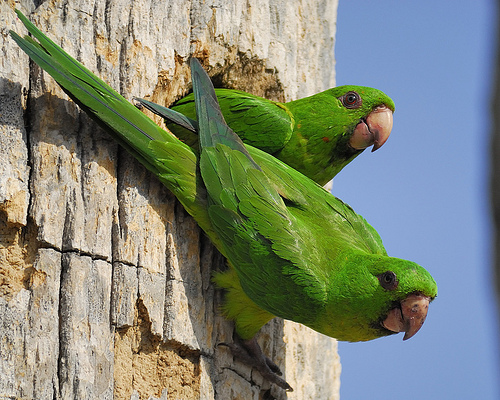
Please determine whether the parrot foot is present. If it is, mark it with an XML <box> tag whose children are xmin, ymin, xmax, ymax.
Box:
<box><xmin>220</xmin><ymin>336</ymin><xmax>293</xmax><ymax>391</ymax></box>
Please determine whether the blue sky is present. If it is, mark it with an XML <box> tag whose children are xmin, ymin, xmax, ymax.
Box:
<box><xmin>333</xmin><ymin>1</ymin><xmax>499</xmax><ymax>399</ymax></box>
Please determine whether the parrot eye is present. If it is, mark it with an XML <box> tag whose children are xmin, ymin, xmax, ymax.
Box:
<box><xmin>340</xmin><ymin>91</ymin><xmax>362</xmax><ymax>109</ymax></box>
<box><xmin>378</xmin><ymin>271</ymin><xmax>398</xmax><ymax>291</ymax></box>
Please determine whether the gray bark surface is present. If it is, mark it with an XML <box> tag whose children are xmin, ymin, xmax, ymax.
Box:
<box><xmin>0</xmin><ymin>1</ymin><xmax>340</xmax><ymax>399</ymax></box>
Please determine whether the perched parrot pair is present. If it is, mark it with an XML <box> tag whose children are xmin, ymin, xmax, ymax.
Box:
<box><xmin>10</xmin><ymin>10</ymin><xmax>437</xmax><ymax>391</ymax></box>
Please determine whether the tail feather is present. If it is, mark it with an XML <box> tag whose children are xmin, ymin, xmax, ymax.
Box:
<box><xmin>10</xmin><ymin>10</ymin><xmax>179</xmax><ymax>176</ymax></box>
<box><xmin>190</xmin><ymin>58</ymin><xmax>260</xmax><ymax>169</ymax></box>
<box><xmin>134</xmin><ymin>97</ymin><xmax>199</xmax><ymax>133</ymax></box>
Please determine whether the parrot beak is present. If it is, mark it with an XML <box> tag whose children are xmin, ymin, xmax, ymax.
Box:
<box><xmin>349</xmin><ymin>105</ymin><xmax>393</xmax><ymax>152</ymax></box>
<box><xmin>382</xmin><ymin>293</ymin><xmax>431</xmax><ymax>340</ymax></box>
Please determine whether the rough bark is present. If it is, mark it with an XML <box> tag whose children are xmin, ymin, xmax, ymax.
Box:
<box><xmin>0</xmin><ymin>1</ymin><xmax>340</xmax><ymax>399</ymax></box>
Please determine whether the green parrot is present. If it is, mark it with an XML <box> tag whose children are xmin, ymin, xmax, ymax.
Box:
<box><xmin>10</xmin><ymin>10</ymin><xmax>437</xmax><ymax>391</ymax></box>
<box><xmin>136</xmin><ymin>82</ymin><xmax>395</xmax><ymax>186</ymax></box>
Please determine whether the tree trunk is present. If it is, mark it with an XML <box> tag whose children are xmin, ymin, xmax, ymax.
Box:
<box><xmin>0</xmin><ymin>1</ymin><xmax>340</xmax><ymax>399</ymax></box>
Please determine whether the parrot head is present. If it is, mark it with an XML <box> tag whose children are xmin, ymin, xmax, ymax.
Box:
<box><xmin>318</xmin><ymin>252</ymin><xmax>437</xmax><ymax>342</ymax></box>
<box><xmin>326</xmin><ymin>85</ymin><xmax>395</xmax><ymax>153</ymax></box>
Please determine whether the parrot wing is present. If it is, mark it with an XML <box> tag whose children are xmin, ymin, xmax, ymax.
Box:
<box><xmin>169</xmin><ymin>88</ymin><xmax>294</xmax><ymax>154</ymax></box>
<box><xmin>190</xmin><ymin>58</ymin><xmax>385</xmax><ymax>324</ymax></box>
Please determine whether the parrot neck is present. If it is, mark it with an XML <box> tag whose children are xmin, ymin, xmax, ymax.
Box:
<box><xmin>278</xmin><ymin>96</ymin><xmax>361</xmax><ymax>186</ymax></box>
<box><xmin>306</xmin><ymin>250</ymin><xmax>392</xmax><ymax>342</ymax></box>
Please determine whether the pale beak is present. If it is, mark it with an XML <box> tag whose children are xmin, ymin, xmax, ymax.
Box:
<box><xmin>349</xmin><ymin>105</ymin><xmax>394</xmax><ymax>152</ymax></box>
<box><xmin>382</xmin><ymin>294</ymin><xmax>431</xmax><ymax>340</ymax></box>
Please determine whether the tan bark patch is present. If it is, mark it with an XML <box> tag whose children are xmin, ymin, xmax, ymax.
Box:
<box><xmin>114</xmin><ymin>299</ymin><xmax>201</xmax><ymax>400</ymax></box>
<box><xmin>0</xmin><ymin>211</ymin><xmax>40</xmax><ymax>300</ymax></box>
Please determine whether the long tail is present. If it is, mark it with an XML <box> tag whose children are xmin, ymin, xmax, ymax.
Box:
<box><xmin>10</xmin><ymin>10</ymin><xmax>218</xmax><ymax>236</ymax></box>
<box><xmin>10</xmin><ymin>9</ymin><xmax>186</xmax><ymax>177</ymax></box>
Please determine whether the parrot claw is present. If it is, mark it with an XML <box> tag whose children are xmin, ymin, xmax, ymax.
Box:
<box><xmin>219</xmin><ymin>337</ymin><xmax>293</xmax><ymax>391</ymax></box>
